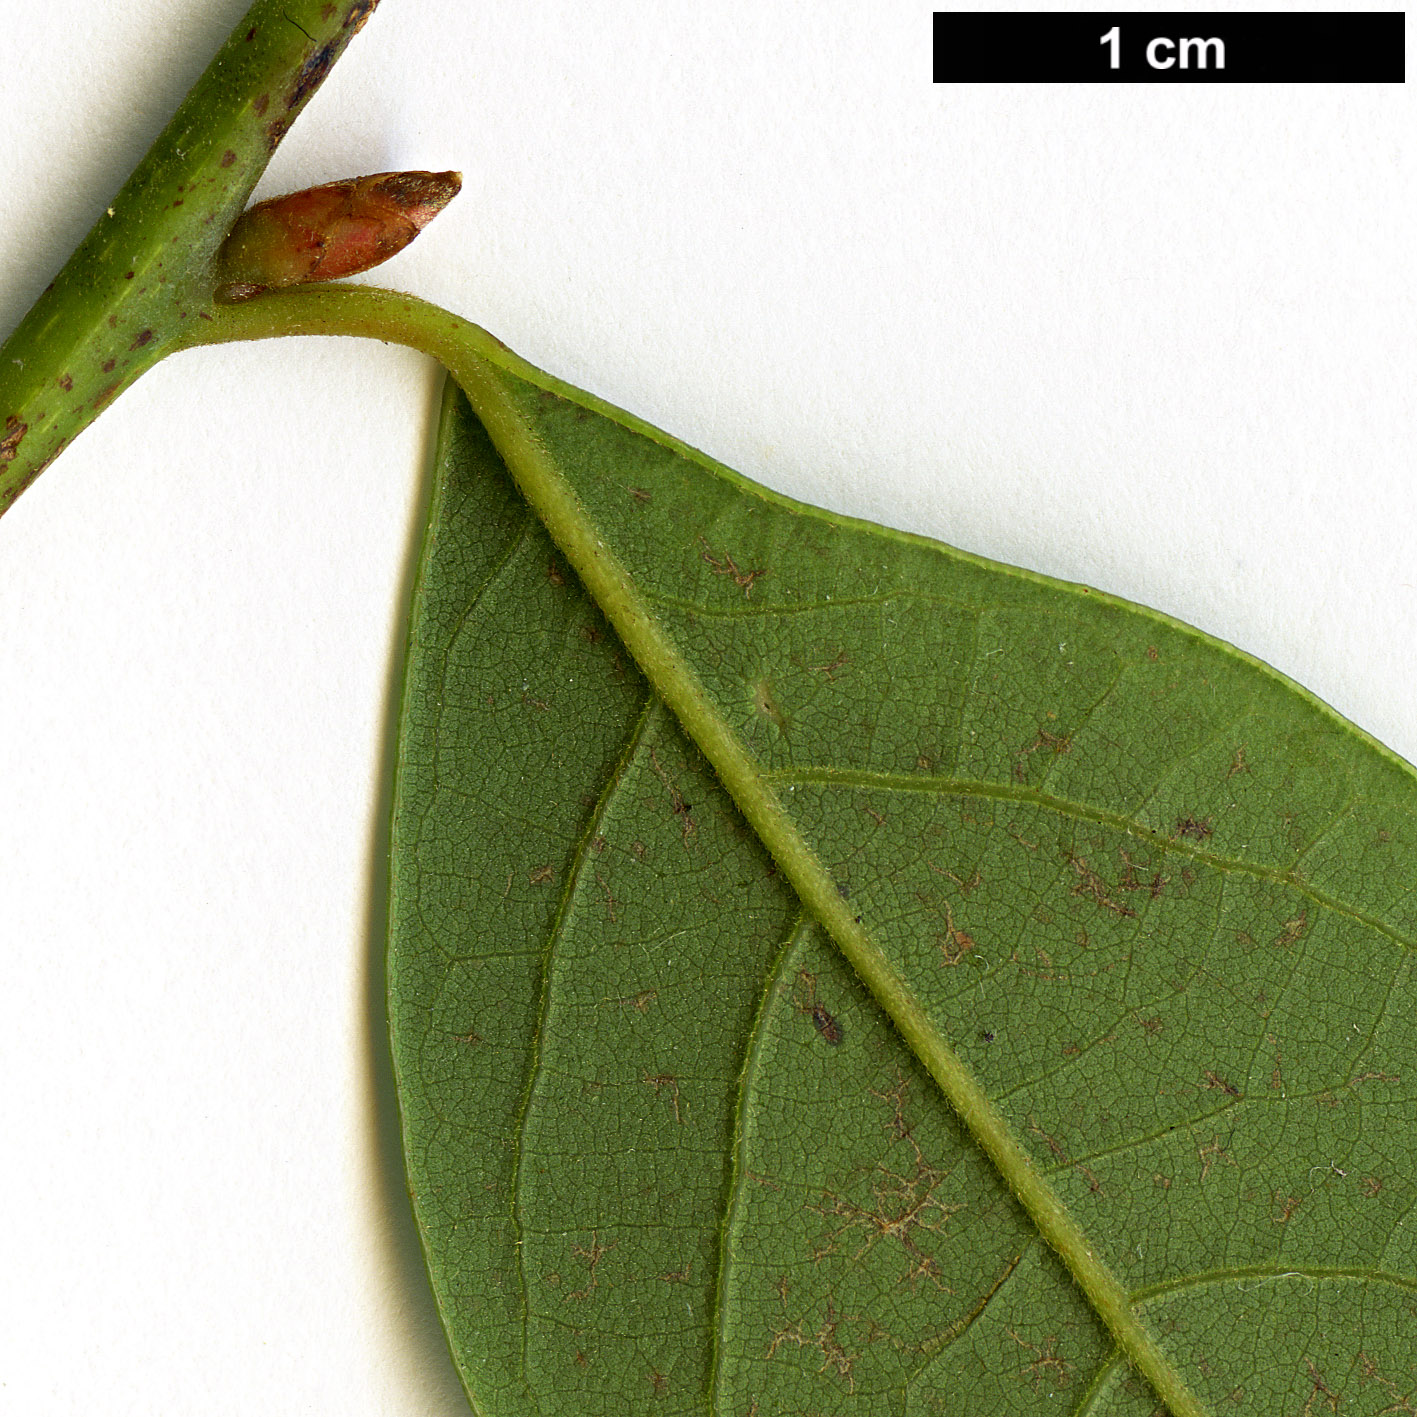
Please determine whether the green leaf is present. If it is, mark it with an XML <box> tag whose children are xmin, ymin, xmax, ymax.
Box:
<box><xmin>2</xmin><ymin>5</ymin><xmax>1405</xmax><ymax>1411</ymax></box>
<box><xmin>390</xmin><ymin>363</ymin><xmax>1417</xmax><ymax>1414</ymax></box>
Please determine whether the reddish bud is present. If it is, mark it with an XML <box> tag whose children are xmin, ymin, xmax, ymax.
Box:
<box><xmin>215</xmin><ymin>170</ymin><xmax>461</xmax><ymax>302</ymax></box>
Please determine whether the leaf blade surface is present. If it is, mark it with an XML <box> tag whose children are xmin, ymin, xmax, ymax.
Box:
<box><xmin>390</xmin><ymin>368</ymin><xmax>1417</xmax><ymax>1414</ymax></box>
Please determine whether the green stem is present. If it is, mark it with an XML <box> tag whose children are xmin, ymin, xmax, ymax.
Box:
<box><xmin>186</xmin><ymin>283</ymin><xmax>1211</xmax><ymax>1417</ymax></box>
<box><xmin>0</xmin><ymin>0</ymin><xmax>381</xmax><ymax>517</ymax></box>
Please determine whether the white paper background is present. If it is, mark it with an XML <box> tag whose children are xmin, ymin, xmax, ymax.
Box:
<box><xmin>1</xmin><ymin>1</ymin><xmax>1412</xmax><ymax>1412</ymax></box>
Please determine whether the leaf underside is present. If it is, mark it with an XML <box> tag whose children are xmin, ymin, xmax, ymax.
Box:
<box><xmin>388</xmin><ymin>375</ymin><xmax>1417</xmax><ymax>1416</ymax></box>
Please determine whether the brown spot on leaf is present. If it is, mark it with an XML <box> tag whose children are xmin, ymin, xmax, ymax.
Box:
<box><xmin>1007</xmin><ymin>1329</ymin><xmax>1073</xmax><ymax>1392</ymax></box>
<box><xmin>608</xmin><ymin>988</ymin><xmax>656</xmax><ymax>1014</ymax></box>
<box><xmin>698</xmin><ymin>537</ymin><xmax>765</xmax><ymax>596</ymax></box>
<box><xmin>936</xmin><ymin>903</ymin><xmax>976</xmax><ymax>966</ymax></box>
<box><xmin>1361</xmin><ymin>1176</ymin><xmax>1384</xmax><ymax>1198</ymax></box>
<box><xmin>1030</xmin><ymin>1121</ymin><xmax>1105</xmax><ymax>1196</ymax></box>
<box><xmin>1268</xmin><ymin>1034</ymin><xmax>1285</xmax><ymax>1092</ymax></box>
<box><xmin>643</xmin><ymin>1073</ymin><xmax>684</xmax><ymax>1123</ymax></box>
<box><xmin>744</xmin><ymin>1169</ymin><xmax>782</xmax><ymax>1190</ymax></box>
<box><xmin>811</xmin><ymin>1003</ymin><xmax>844</xmax><ymax>1046</ymax></box>
<box><xmin>1350</xmin><ymin>1070</ymin><xmax>1400</xmax><ymax>1088</ymax></box>
<box><xmin>1174</xmin><ymin>815</ymin><xmax>1214</xmax><ymax>842</ymax></box>
<box><xmin>220</xmin><ymin>148</ymin><xmax>237</xmax><ymax>167</ymax></box>
<box><xmin>766</xmin><ymin>1300</ymin><xmax>859</xmax><ymax>1391</ymax></box>
<box><xmin>930</xmin><ymin>863</ymin><xmax>982</xmax><ymax>895</ymax></box>
<box><xmin>1274</xmin><ymin>909</ymin><xmax>1308</xmax><ymax>949</ymax></box>
<box><xmin>1302</xmin><ymin>1358</ymin><xmax>1340</xmax><ymax>1414</ymax></box>
<box><xmin>590</xmin><ymin>869</ymin><xmax>619</xmax><ymax>922</ymax></box>
<box><xmin>1118</xmin><ymin>850</ymin><xmax>1166</xmax><ymax>899</ymax></box>
<box><xmin>1355</xmin><ymin>1352</ymin><xmax>1416</xmax><ymax>1414</ymax></box>
<box><xmin>793</xmin><ymin>971</ymin><xmax>844</xmax><ymax>1046</ymax></box>
<box><xmin>1197</xmin><ymin>1136</ymin><xmax>1233</xmax><ymax>1182</ymax></box>
<box><xmin>567</xmin><ymin>1231</ymin><xmax>615</xmax><ymax>1300</ymax></box>
<box><xmin>529</xmin><ymin>864</ymin><xmax>554</xmax><ymax>885</ymax></box>
<box><xmin>792</xmin><ymin>969</ymin><xmax>817</xmax><ymax>1008</ymax></box>
<box><xmin>57</xmin><ymin>374</ymin><xmax>73</xmax><ymax>392</ymax></box>
<box><xmin>1065</xmin><ymin>852</ymin><xmax>1137</xmax><ymax>918</ymax></box>
<box><xmin>648</xmin><ymin>748</ymin><xmax>696</xmax><ymax>845</ymax></box>
<box><xmin>130</xmin><ymin>328</ymin><xmax>153</xmax><ymax>350</ymax></box>
<box><xmin>1029</xmin><ymin>1118</ymin><xmax>1069</xmax><ymax>1165</ymax></box>
<box><xmin>1203</xmin><ymin>1070</ymin><xmax>1241</xmax><ymax>1098</ymax></box>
